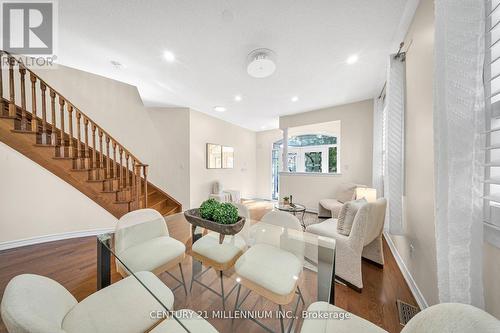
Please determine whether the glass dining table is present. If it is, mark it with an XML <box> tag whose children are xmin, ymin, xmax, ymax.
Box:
<box><xmin>96</xmin><ymin>212</ymin><xmax>336</xmax><ymax>333</ymax></box>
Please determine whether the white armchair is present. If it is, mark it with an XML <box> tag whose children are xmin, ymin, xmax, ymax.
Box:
<box><xmin>114</xmin><ymin>208</ymin><xmax>187</xmax><ymax>293</ymax></box>
<box><xmin>1</xmin><ymin>273</ymin><xmax>218</xmax><ymax>333</ymax></box>
<box><xmin>300</xmin><ymin>301</ymin><xmax>500</xmax><ymax>333</ymax></box>
<box><xmin>306</xmin><ymin>198</ymin><xmax>387</xmax><ymax>291</ymax></box>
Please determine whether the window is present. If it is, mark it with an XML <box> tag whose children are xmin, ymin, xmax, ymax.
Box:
<box><xmin>271</xmin><ymin>131</ymin><xmax>340</xmax><ymax>200</ymax></box>
<box><xmin>273</xmin><ymin>134</ymin><xmax>339</xmax><ymax>174</ymax></box>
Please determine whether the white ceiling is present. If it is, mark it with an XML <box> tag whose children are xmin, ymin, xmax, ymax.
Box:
<box><xmin>56</xmin><ymin>0</ymin><xmax>413</xmax><ymax>131</ymax></box>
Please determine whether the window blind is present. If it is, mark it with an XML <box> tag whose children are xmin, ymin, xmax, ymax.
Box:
<box><xmin>485</xmin><ymin>0</ymin><xmax>500</xmax><ymax>232</ymax></box>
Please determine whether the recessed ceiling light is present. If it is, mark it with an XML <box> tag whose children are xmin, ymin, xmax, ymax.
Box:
<box><xmin>163</xmin><ymin>50</ymin><xmax>176</xmax><ymax>62</ymax></box>
<box><xmin>214</xmin><ymin>106</ymin><xmax>226</xmax><ymax>112</ymax></box>
<box><xmin>291</xmin><ymin>96</ymin><xmax>299</xmax><ymax>102</ymax></box>
<box><xmin>346</xmin><ymin>54</ymin><xmax>359</xmax><ymax>64</ymax></box>
<box><xmin>234</xmin><ymin>95</ymin><xmax>242</xmax><ymax>102</ymax></box>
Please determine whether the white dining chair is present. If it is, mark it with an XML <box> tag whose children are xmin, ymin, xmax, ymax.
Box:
<box><xmin>234</xmin><ymin>210</ymin><xmax>305</xmax><ymax>333</ymax></box>
<box><xmin>114</xmin><ymin>208</ymin><xmax>187</xmax><ymax>294</ymax></box>
<box><xmin>189</xmin><ymin>203</ymin><xmax>251</xmax><ymax>310</ymax></box>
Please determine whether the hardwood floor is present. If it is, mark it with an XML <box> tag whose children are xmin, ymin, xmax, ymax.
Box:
<box><xmin>0</xmin><ymin>201</ymin><xmax>418</xmax><ymax>333</ymax></box>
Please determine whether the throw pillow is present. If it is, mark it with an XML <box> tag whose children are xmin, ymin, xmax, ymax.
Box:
<box><xmin>337</xmin><ymin>198</ymin><xmax>367</xmax><ymax>236</ymax></box>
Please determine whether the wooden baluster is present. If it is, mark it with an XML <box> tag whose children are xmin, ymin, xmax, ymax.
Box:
<box><xmin>106</xmin><ymin>136</ymin><xmax>111</xmax><ymax>178</ymax></box>
<box><xmin>119</xmin><ymin>148</ymin><xmax>124</xmax><ymax>189</ymax></box>
<box><xmin>30</xmin><ymin>73</ymin><xmax>37</xmax><ymax>132</ymax></box>
<box><xmin>135</xmin><ymin>163</ymin><xmax>142</xmax><ymax>208</ymax></box>
<box><xmin>143</xmin><ymin>165</ymin><xmax>149</xmax><ymax>207</ymax></box>
<box><xmin>98</xmin><ymin>129</ymin><xmax>104</xmax><ymax>169</ymax></box>
<box><xmin>75</xmin><ymin>112</ymin><xmax>81</xmax><ymax>159</ymax></box>
<box><xmin>50</xmin><ymin>89</ymin><xmax>56</xmax><ymax>145</ymax></box>
<box><xmin>58</xmin><ymin>97</ymin><xmax>65</xmax><ymax>155</ymax></box>
<box><xmin>112</xmin><ymin>141</ymin><xmax>117</xmax><ymax>179</ymax></box>
<box><xmin>84</xmin><ymin>118</ymin><xmax>90</xmax><ymax>160</ymax></box>
<box><xmin>131</xmin><ymin>159</ymin><xmax>136</xmax><ymax>196</ymax></box>
<box><xmin>91</xmin><ymin>124</ymin><xmax>97</xmax><ymax>168</ymax></box>
<box><xmin>124</xmin><ymin>153</ymin><xmax>129</xmax><ymax>188</ymax></box>
<box><xmin>19</xmin><ymin>67</ymin><xmax>27</xmax><ymax>130</ymax></box>
<box><xmin>40</xmin><ymin>83</ymin><xmax>48</xmax><ymax>143</ymax></box>
<box><xmin>67</xmin><ymin>105</ymin><xmax>74</xmax><ymax>157</ymax></box>
<box><xmin>8</xmin><ymin>56</ymin><xmax>16</xmax><ymax>117</ymax></box>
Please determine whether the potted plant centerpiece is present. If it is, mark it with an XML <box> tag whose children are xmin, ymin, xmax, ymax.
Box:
<box><xmin>283</xmin><ymin>196</ymin><xmax>290</xmax><ymax>205</ymax></box>
<box><xmin>184</xmin><ymin>199</ymin><xmax>245</xmax><ymax>244</ymax></box>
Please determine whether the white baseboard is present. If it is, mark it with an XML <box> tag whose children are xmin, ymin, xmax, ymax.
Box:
<box><xmin>0</xmin><ymin>227</ymin><xmax>115</xmax><ymax>251</ymax></box>
<box><xmin>384</xmin><ymin>231</ymin><xmax>429</xmax><ymax>309</ymax></box>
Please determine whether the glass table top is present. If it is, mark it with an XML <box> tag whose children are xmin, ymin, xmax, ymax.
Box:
<box><xmin>274</xmin><ymin>203</ymin><xmax>307</xmax><ymax>212</ymax></box>
<box><xmin>97</xmin><ymin>212</ymin><xmax>336</xmax><ymax>333</ymax></box>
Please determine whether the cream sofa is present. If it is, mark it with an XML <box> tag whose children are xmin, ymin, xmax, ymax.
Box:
<box><xmin>307</xmin><ymin>198</ymin><xmax>387</xmax><ymax>291</ymax></box>
<box><xmin>318</xmin><ymin>183</ymin><xmax>365</xmax><ymax>218</ymax></box>
<box><xmin>300</xmin><ymin>301</ymin><xmax>500</xmax><ymax>333</ymax></box>
<box><xmin>0</xmin><ymin>272</ymin><xmax>218</xmax><ymax>333</ymax></box>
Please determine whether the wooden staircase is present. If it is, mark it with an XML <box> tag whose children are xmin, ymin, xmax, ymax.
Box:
<box><xmin>0</xmin><ymin>51</ymin><xmax>181</xmax><ymax>218</ymax></box>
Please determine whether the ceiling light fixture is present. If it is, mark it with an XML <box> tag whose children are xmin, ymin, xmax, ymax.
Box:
<box><xmin>234</xmin><ymin>95</ymin><xmax>242</xmax><ymax>102</ymax></box>
<box><xmin>346</xmin><ymin>54</ymin><xmax>359</xmax><ymax>64</ymax></box>
<box><xmin>163</xmin><ymin>50</ymin><xmax>176</xmax><ymax>62</ymax></box>
<box><xmin>247</xmin><ymin>48</ymin><xmax>276</xmax><ymax>78</ymax></box>
<box><xmin>291</xmin><ymin>96</ymin><xmax>299</xmax><ymax>102</ymax></box>
<box><xmin>214</xmin><ymin>106</ymin><xmax>226</xmax><ymax>112</ymax></box>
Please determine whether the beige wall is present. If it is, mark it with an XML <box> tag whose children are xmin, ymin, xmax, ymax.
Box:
<box><xmin>388</xmin><ymin>0</ymin><xmax>439</xmax><ymax>306</ymax></box>
<box><xmin>0</xmin><ymin>142</ymin><xmax>116</xmax><ymax>244</ymax></box>
<box><xmin>484</xmin><ymin>243</ymin><xmax>500</xmax><ymax>318</ymax></box>
<box><xmin>277</xmin><ymin>100</ymin><xmax>373</xmax><ymax>211</ymax></box>
<box><xmin>189</xmin><ymin>110</ymin><xmax>257</xmax><ymax>208</ymax></box>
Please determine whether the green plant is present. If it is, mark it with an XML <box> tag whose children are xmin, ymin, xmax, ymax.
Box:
<box><xmin>283</xmin><ymin>196</ymin><xmax>290</xmax><ymax>201</ymax></box>
<box><xmin>199</xmin><ymin>198</ymin><xmax>220</xmax><ymax>220</ymax></box>
<box><xmin>213</xmin><ymin>203</ymin><xmax>239</xmax><ymax>225</ymax></box>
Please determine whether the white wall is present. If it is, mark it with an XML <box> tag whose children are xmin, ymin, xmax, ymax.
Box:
<box><xmin>0</xmin><ymin>142</ymin><xmax>116</xmax><ymax>245</ymax></box>
<box><xmin>189</xmin><ymin>110</ymin><xmax>257</xmax><ymax>208</ymax></box>
<box><xmin>387</xmin><ymin>0</ymin><xmax>439</xmax><ymax>307</ymax></box>
<box><xmin>277</xmin><ymin>100</ymin><xmax>374</xmax><ymax>211</ymax></box>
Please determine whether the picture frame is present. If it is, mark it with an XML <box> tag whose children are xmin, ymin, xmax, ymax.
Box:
<box><xmin>222</xmin><ymin>146</ymin><xmax>234</xmax><ymax>169</ymax></box>
<box><xmin>206</xmin><ymin>143</ymin><xmax>222</xmax><ymax>169</ymax></box>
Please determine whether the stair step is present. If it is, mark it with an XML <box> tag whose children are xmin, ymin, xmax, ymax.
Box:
<box><xmin>0</xmin><ymin>115</ymin><xmax>16</xmax><ymax>119</ymax></box>
<box><xmin>11</xmin><ymin>129</ymin><xmax>36</xmax><ymax>135</ymax></box>
<box><xmin>70</xmin><ymin>168</ymin><xmax>92</xmax><ymax>172</ymax></box>
<box><xmin>34</xmin><ymin>144</ymin><xmax>57</xmax><ymax>148</ymax></box>
<box><xmin>53</xmin><ymin>156</ymin><xmax>75</xmax><ymax>160</ymax></box>
<box><xmin>115</xmin><ymin>200</ymin><xmax>133</xmax><ymax>205</ymax></box>
<box><xmin>164</xmin><ymin>205</ymin><xmax>179</xmax><ymax>215</ymax></box>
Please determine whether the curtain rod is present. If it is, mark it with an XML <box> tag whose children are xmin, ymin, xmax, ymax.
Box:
<box><xmin>378</xmin><ymin>41</ymin><xmax>411</xmax><ymax>99</ymax></box>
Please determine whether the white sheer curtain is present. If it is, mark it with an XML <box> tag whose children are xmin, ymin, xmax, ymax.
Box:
<box><xmin>434</xmin><ymin>0</ymin><xmax>485</xmax><ymax>307</ymax></box>
<box><xmin>384</xmin><ymin>55</ymin><xmax>406</xmax><ymax>235</ymax></box>
<box><xmin>372</xmin><ymin>97</ymin><xmax>384</xmax><ymax>198</ymax></box>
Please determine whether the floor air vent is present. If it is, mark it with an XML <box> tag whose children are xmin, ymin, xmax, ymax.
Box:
<box><xmin>396</xmin><ymin>300</ymin><xmax>419</xmax><ymax>326</ymax></box>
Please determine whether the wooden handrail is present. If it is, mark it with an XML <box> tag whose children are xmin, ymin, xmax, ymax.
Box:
<box><xmin>0</xmin><ymin>50</ymin><xmax>142</xmax><ymax>164</ymax></box>
<box><xmin>0</xmin><ymin>50</ymin><xmax>151</xmax><ymax>211</ymax></box>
